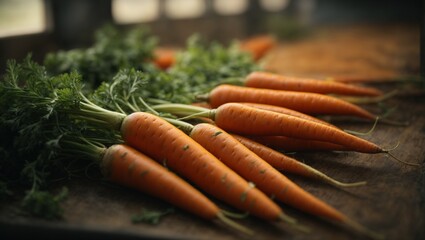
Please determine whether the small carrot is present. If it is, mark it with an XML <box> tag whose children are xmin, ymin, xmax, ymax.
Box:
<box><xmin>249</xmin><ymin>135</ymin><xmax>348</xmax><ymax>152</ymax></box>
<box><xmin>239</xmin><ymin>35</ymin><xmax>277</xmax><ymax>61</ymax></box>
<box><xmin>198</xmin><ymin>84</ymin><xmax>377</xmax><ymax>120</ymax></box>
<box><xmin>188</xmin><ymin>123</ymin><xmax>380</xmax><ymax>238</ymax></box>
<box><xmin>120</xmin><ymin>111</ymin><xmax>296</xmax><ymax>223</ymax></box>
<box><xmin>230</xmin><ymin>134</ymin><xmax>366</xmax><ymax>188</ymax></box>
<box><xmin>244</xmin><ymin>71</ymin><xmax>383</xmax><ymax>96</ymax></box>
<box><xmin>153</xmin><ymin>47</ymin><xmax>177</xmax><ymax>70</ymax></box>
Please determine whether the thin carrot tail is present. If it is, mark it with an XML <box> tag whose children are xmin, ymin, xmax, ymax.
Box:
<box><xmin>385</xmin><ymin>151</ymin><xmax>421</xmax><ymax>167</ymax></box>
<box><xmin>344</xmin><ymin>117</ymin><xmax>379</xmax><ymax>136</ymax></box>
<box><xmin>304</xmin><ymin>166</ymin><xmax>367</xmax><ymax>188</ymax></box>
<box><xmin>221</xmin><ymin>209</ymin><xmax>250</xmax><ymax>219</ymax></box>
<box><xmin>278</xmin><ymin>213</ymin><xmax>311</xmax><ymax>233</ymax></box>
<box><xmin>216</xmin><ymin>211</ymin><xmax>254</xmax><ymax>235</ymax></box>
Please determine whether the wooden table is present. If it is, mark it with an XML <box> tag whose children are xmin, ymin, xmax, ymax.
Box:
<box><xmin>1</xmin><ymin>23</ymin><xmax>423</xmax><ymax>240</ymax></box>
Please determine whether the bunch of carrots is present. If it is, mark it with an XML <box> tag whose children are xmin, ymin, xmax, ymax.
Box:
<box><xmin>1</xmin><ymin>29</ymin><xmax>420</xmax><ymax>240</ymax></box>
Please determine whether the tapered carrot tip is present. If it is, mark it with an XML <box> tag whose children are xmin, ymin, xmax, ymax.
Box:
<box><xmin>216</xmin><ymin>212</ymin><xmax>254</xmax><ymax>235</ymax></box>
<box><xmin>279</xmin><ymin>213</ymin><xmax>311</xmax><ymax>233</ymax></box>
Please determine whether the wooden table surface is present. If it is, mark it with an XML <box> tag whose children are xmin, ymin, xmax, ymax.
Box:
<box><xmin>1</xmin><ymin>23</ymin><xmax>424</xmax><ymax>240</ymax></box>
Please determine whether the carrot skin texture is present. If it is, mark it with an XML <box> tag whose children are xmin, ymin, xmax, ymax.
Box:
<box><xmin>239</xmin><ymin>102</ymin><xmax>337</xmax><ymax>129</ymax></box>
<box><xmin>120</xmin><ymin>112</ymin><xmax>283</xmax><ymax>221</ymax></box>
<box><xmin>207</xmin><ymin>84</ymin><xmax>376</xmax><ymax>119</ymax></box>
<box><xmin>231</xmin><ymin>134</ymin><xmax>325</xmax><ymax>174</ymax></box>
<box><xmin>212</xmin><ymin>103</ymin><xmax>382</xmax><ymax>153</ymax></box>
<box><xmin>190</xmin><ymin>123</ymin><xmax>347</xmax><ymax>222</ymax></box>
<box><xmin>249</xmin><ymin>135</ymin><xmax>349</xmax><ymax>152</ymax></box>
<box><xmin>102</xmin><ymin>144</ymin><xmax>219</xmax><ymax>220</ymax></box>
<box><xmin>245</xmin><ymin>71</ymin><xmax>383</xmax><ymax>96</ymax></box>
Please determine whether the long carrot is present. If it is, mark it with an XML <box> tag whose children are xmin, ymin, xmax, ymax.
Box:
<box><xmin>230</xmin><ymin>134</ymin><xmax>366</xmax><ymax>188</ymax></box>
<box><xmin>201</xmin><ymin>103</ymin><xmax>383</xmax><ymax>154</ymax></box>
<box><xmin>198</xmin><ymin>84</ymin><xmax>377</xmax><ymax>120</ymax></box>
<box><xmin>102</xmin><ymin>144</ymin><xmax>251</xmax><ymax>233</ymax></box>
<box><xmin>244</xmin><ymin>71</ymin><xmax>383</xmax><ymax>96</ymax></box>
<box><xmin>120</xmin><ymin>111</ymin><xmax>297</xmax><ymax>224</ymax></box>
<box><xmin>208</xmin><ymin>103</ymin><xmax>420</xmax><ymax>166</ymax></box>
<box><xmin>150</xmin><ymin>102</ymin><xmax>383</xmax><ymax>154</ymax></box>
<box><xmin>187</xmin><ymin>123</ymin><xmax>381</xmax><ymax>239</ymax></box>
<box><xmin>102</xmin><ymin>144</ymin><xmax>219</xmax><ymax>219</ymax></box>
<box><xmin>61</xmin><ymin>138</ymin><xmax>252</xmax><ymax>234</ymax></box>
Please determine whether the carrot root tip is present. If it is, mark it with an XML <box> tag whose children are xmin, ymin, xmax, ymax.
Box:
<box><xmin>278</xmin><ymin>213</ymin><xmax>310</xmax><ymax>233</ymax></box>
<box><xmin>279</xmin><ymin>212</ymin><xmax>297</xmax><ymax>225</ymax></box>
<box><xmin>217</xmin><ymin>211</ymin><xmax>253</xmax><ymax>235</ymax></box>
<box><xmin>385</xmin><ymin>151</ymin><xmax>421</xmax><ymax>167</ymax></box>
<box><xmin>344</xmin><ymin>117</ymin><xmax>379</xmax><ymax>136</ymax></box>
<box><xmin>333</xmin><ymin>180</ymin><xmax>368</xmax><ymax>188</ymax></box>
<box><xmin>221</xmin><ymin>209</ymin><xmax>250</xmax><ymax>219</ymax></box>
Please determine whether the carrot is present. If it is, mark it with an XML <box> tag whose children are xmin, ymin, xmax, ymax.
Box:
<box><xmin>239</xmin><ymin>35</ymin><xmax>277</xmax><ymax>61</ymax></box>
<box><xmin>188</xmin><ymin>123</ymin><xmax>380</xmax><ymax>238</ymax></box>
<box><xmin>102</xmin><ymin>144</ymin><xmax>218</xmax><ymax>218</ymax></box>
<box><xmin>61</xmin><ymin>139</ymin><xmax>252</xmax><ymax>234</ymax></box>
<box><xmin>120</xmin><ymin>111</ymin><xmax>295</xmax><ymax>223</ymax></box>
<box><xmin>207</xmin><ymin>103</ymin><xmax>385</xmax><ymax>154</ymax></box>
<box><xmin>244</xmin><ymin>71</ymin><xmax>383</xmax><ymax>96</ymax></box>
<box><xmin>239</xmin><ymin>102</ymin><xmax>337</xmax><ymax>128</ymax></box>
<box><xmin>230</xmin><ymin>134</ymin><xmax>366</xmax><ymax>188</ymax></box>
<box><xmin>198</xmin><ymin>84</ymin><xmax>377</xmax><ymax>120</ymax></box>
<box><xmin>249</xmin><ymin>135</ymin><xmax>348</xmax><ymax>152</ymax></box>
<box><xmin>153</xmin><ymin>47</ymin><xmax>177</xmax><ymax>70</ymax></box>
<box><xmin>102</xmin><ymin>144</ymin><xmax>248</xmax><ymax>233</ymax></box>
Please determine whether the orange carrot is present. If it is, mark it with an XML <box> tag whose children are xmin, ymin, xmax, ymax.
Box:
<box><xmin>239</xmin><ymin>35</ymin><xmax>277</xmax><ymax>61</ymax></box>
<box><xmin>230</xmin><ymin>134</ymin><xmax>366</xmax><ymax>188</ymax></box>
<box><xmin>120</xmin><ymin>112</ymin><xmax>294</xmax><ymax>223</ymax></box>
<box><xmin>249</xmin><ymin>135</ymin><xmax>348</xmax><ymax>152</ymax></box>
<box><xmin>98</xmin><ymin>143</ymin><xmax>252</xmax><ymax>234</ymax></box>
<box><xmin>244</xmin><ymin>71</ymin><xmax>383</xmax><ymax>96</ymax></box>
<box><xmin>239</xmin><ymin>102</ymin><xmax>337</xmax><ymax>128</ymax></box>
<box><xmin>199</xmin><ymin>84</ymin><xmax>377</xmax><ymax>120</ymax></box>
<box><xmin>150</xmin><ymin>102</ymin><xmax>380</xmax><ymax>153</ymax></box>
<box><xmin>188</xmin><ymin>123</ymin><xmax>380</xmax><ymax>238</ymax></box>
<box><xmin>153</xmin><ymin>47</ymin><xmax>177</xmax><ymax>70</ymax></box>
<box><xmin>208</xmin><ymin>103</ymin><xmax>382</xmax><ymax>154</ymax></box>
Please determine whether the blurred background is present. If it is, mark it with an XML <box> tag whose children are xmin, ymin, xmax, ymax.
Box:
<box><xmin>0</xmin><ymin>0</ymin><xmax>422</xmax><ymax>76</ymax></box>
